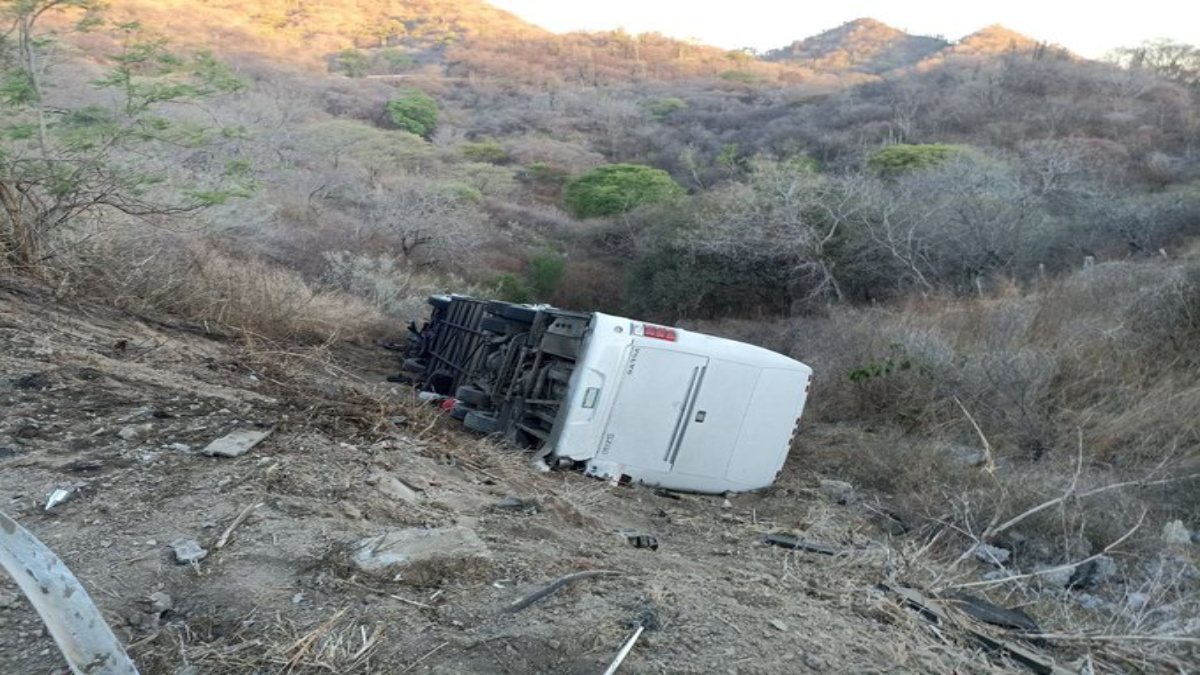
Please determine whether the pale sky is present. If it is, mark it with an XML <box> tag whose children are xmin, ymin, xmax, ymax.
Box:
<box><xmin>489</xmin><ymin>0</ymin><xmax>1200</xmax><ymax>59</ymax></box>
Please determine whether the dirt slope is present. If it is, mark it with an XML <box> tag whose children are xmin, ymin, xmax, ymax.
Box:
<box><xmin>1</xmin><ymin>281</ymin><xmax>1035</xmax><ymax>674</ymax></box>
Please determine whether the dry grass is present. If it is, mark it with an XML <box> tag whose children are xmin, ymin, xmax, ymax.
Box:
<box><xmin>135</xmin><ymin>607</ymin><xmax>386</xmax><ymax>675</ymax></box>
<box><xmin>60</xmin><ymin>231</ymin><xmax>397</xmax><ymax>345</ymax></box>
<box><xmin>705</xmin><ymin>261</ymin><xmax>1200</xmax><ymax>650</ymax></box>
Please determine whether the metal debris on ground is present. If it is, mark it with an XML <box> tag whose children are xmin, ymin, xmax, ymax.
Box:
<box><xmin>617</xmin><ymin>529</ymin><xmax>659</xmax><ymax>551</ymax></box>
<box><xmin>0</xmin><ymin>511</ymin><xmax>140</xmax><ymax>675</ymax></box>
<box><xmin>603</xmin><ymin>610</ymin><xmax>660</xmax><ymax>675</ymax></box>
<box><xmin>884</xmin><ymin>584</ymin><xmax>1071</xmax><ymax>675</ymax></box>
<box><xmin>44</xmin><ymin>487</ymin><xmax>74</xmax><ymax>511</ymax></box>
<box><xmin>200</xmin><ymin>427</ymin><xmax>274</xmax><ymax>458</ymax></box>
<box><xmin>763</xmin><ymin>533</ymin><xmax>839</xmax><ymax>556</ymax></box>
<box><xmin>940</xmin><ymin>592</ymin><xmax>1040</xmax><ymax>633</ymax></box>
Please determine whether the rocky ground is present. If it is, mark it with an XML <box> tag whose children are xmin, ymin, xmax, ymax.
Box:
<box><xmin>0</xmin><ymin>280</ymin><xmax>1195</xmax><ymax>674</ymax></box>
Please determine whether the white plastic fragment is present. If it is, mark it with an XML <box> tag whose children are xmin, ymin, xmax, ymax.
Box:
<box><xmin>45</xmin><ymin>488</ymin><xmax>73</xmax><ymax>511</ymax></box>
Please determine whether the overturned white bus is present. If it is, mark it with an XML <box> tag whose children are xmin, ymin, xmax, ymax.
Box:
<box><xmin>396</xmin><ymin>296</ymin><xmax>812</xmax><ymax>494</ymax></box>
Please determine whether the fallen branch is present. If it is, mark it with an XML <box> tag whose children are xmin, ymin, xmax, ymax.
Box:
<box><xmin>215</xmin><ymin>502</ymin><xmax>263</xmax><ymax>550</ymax></box>
<box><xmin>389</xmin><ymin>594</ymin><xmax>433</xmax><ymax>609</ymax></box>
<box><xmin>401</xmin><ymin>641</ymin><xmax>449</xmax><ymax>673</ymax></box>
<box><xmin>503</xmin><ymin>570</ymin><xmax>619</xmax><ymax>613</ymax></box>
<box><xmin>952</xmin><ymin>396</ymin><xmax>995</xmax><ymax>475</ymax></box>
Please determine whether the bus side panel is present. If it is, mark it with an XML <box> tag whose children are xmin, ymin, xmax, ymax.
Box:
<box><xmin>723</xmin><ymin>367</ymin><xmax>810</xmax><ymax>488</ymax></box>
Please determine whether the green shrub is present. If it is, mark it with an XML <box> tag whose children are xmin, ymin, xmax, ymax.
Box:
<box><xmin>867</xmin><ymin>143</ymin><xmax>963</xmax><ymax>176</ymax></box>
<box><xmin>385</xmin><ymin>89</ymin><xmax>439</xmax><ymax>138</ymax></box>
<box><xmin>334</xmin><ymin>49</ymin><xmax>369</xmax><ymax>78</ymax></box>
<box><xmin>460</xmin><ymin>139</ymin><xmax>508</xmax><ymax>164</ymax></box>
<box><xmin>489</xmin><ymin>273</ymin><xmax>530</xmax><ymax>303</ymax></box>
<box><xmin>564</xmin><ymin>164</ymin><xmax>683</xmax><ymax>219</ymax></box>
<box><xmin>647</xmin><ymin>97</ymin><xmax>688</xmax><ymax>120</ymax></box>
<box><xmin>527</xmin><ymin>249</ymin><xmax>566</xmax><ymax>300</ymax></box>
<box><xmin>379</xmin><ymin>49</ymin><xmax>414</xmax><ymax>73</ymax></box>
<box><xmin>719</xmin><ymin>70</ymin><xmax>759</xmax><ymax>83</ymax></box>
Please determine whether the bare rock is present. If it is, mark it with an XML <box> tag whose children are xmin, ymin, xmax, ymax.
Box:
<box><xmin>947</xmin><ymin>444</ymin><xmax>988</xmax><ymax>467</ymax></box>
<box><xmin>1076</xmin><ymin>593</ymin><xmax>1107</xmax><ymax>610</ymax></box>
<box><xmin>1069</xmin><ymin>555</ymin><xmax>1118</xmax><ymax>588</ymax></box>
<box><xmin>1125</xmin><ymin>592</ymin><xmax>1149</xmax><ymax>611</ymax></box>
<box><xmin>818</xmin><ymin>479</ymin><xmax>855</xmax><ymax>504</ymax></box>
<box><xmin>171</xmin><ymin>539</ymin><xmax>208</xmax><ymax>564</ymax></box>
<box><xmin>117</xmin><ymin>423</ymin><xmax>153</xmax><ymax>441</ymax></box>
<box><xmin>1033</xmin><ymin>564</ymin><xmax>1074</xmax><ymax>589</ymax></box>
<box><xmin>201</xmin><ymin>428</ymin><xmax>272</xmax><ymax>458</ymax></box>
<box><xmin>350</xmin><ymin>526</ymin><xmax>492</xmax><ymax>582</ymax></box>
<box><xmin>1161</xmin><ymin>520</ymin><xmax>1192</xmax><ymax>546</ymax></box>
<box><xmin>368</xmin><ymin>471</ymin><xmax>422</xmax><ymax>504</ymax></box>
<box><xmin>973</xmin><ymin>544</ymin><xmax>1011</xmax><ymax>566</ymax></box>
<box><xmin>148</xmin><ymin>592</ymin><xmax>173</xmax><ymax>613</ymax></box>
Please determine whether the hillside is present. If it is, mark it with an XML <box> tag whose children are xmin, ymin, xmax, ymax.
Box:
<box><xmin>2</xmin><ymin>1</ymin><xmax>1199</xmax><ymax>672</ymax></box>
<box><xmin>68</xmin><ymin>0</ymin><xmax>818</xmax><ymax>85</ymax></box>
<box><xmin>764</xmin><ymin>18</ymin><xmax>1069</xmax><ymax>75</ymax></box>
<box><xmin>764</xmin><ymin>18</ymin><xmax>949</xmax><ymax>74</ymax></box>
<box><xmin>88</xmin><ymin>0</ymin><xmax>549</xmax><ymax>67</ymax></box>
<box><xmin>0</xmin><ymin>280</ymin><xmax>1077</xmax><ymax>675</ymax></box>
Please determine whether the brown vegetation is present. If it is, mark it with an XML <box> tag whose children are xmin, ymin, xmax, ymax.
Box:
<box><xmin>3</xmin><ymin>2</ymin><xmax>1199</xmax><ymax>668</ymax></box>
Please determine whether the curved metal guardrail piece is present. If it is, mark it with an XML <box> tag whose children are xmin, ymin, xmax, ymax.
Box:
<box><xmin>0</xmin><ymin>511</ymin><xmax>139</xmax><ymax>675</ymax></box>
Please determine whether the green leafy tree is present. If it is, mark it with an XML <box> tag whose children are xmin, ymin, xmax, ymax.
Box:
<box><xmin>564</xmin><ymin>163</ymin><xmax>683</xmax><ymax>219</ymax></box>
<box><xmin>867</xmin><ymin>144</ymin><xmax>963</xmax><ymax>176</ymax></box>
<box><xmin>0</xmin><ymin>6</ymin><xmax>250</xmax><ymax>270</ymax></box>
<box><xmin>526</xmin><ymin>249</ymin><xmax>565</xmax><ymax>300</ymax></box>
<box><xmin>385</xmin><ymin>89</ymin><xmax>438</xmax><ymax>138</ymax></box>
<box><xmin>334</xmin><ymin>48</ymin><xmax>368</xmax><ymax>77</ymax></box>
<box><xmin>489</xmin><ymin>273</ymin><xmax>530</xmax><ymax>303</ymax></box>
<box><xmin>646</xmin><ymin>97</ymin><xmax>687</xmax><ymax>120</ymax></box>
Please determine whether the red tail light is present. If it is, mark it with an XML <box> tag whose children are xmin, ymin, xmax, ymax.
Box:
<box><xmin>641</xmin><ymin>324</ymin><xmax>677</xmax><ymax>341</ymax></box>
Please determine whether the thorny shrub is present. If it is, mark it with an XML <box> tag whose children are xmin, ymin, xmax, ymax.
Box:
<box><xmin>702</xmin><ymin>262</ymin><xmax>1200</xmax><ymax>590</ymax></box>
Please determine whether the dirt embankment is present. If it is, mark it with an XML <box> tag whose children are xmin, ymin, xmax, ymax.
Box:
<box><xmin>0</xmin><ymin>282</ymin><xmax>1132</xmax><ymax>674</ymax></box>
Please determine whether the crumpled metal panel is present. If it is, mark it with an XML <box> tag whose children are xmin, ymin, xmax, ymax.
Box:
<box><xmin>0</xmin><ymin>511</ymin><xmax>138</xmax><ymax>675</ymax></box>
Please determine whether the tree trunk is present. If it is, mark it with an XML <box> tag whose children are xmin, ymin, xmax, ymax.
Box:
<box><xmin>19</xmin><ymin>16</ymin><xmax>51</xmax><ymax>156</ymax></box>
<box><xmin>0</xmin><ymin>182</ymin><xmax>33</xmax><ymax>268</ymax></box>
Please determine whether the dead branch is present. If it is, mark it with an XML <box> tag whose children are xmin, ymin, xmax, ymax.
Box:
<box><xmin>949</xmin><ymin>509</ymin><xmax>1147</xmax><ymax>591</ymax></box>
<box><xmin>952</xmin><ymin>396</ymin><xmax>995</xmax><ymax>475</ymax></box>
<box><xmin>985</xmin><ymin>471</ymin><xmax>1196</xmax><ymax>542</ymax></box>
<box><xmin>215</xmin><ymin>502</ymin><xmax>262</xmax><ymax>550</ymax></box>
<box><xmin>401</xmin><ymin>641</ymin><xmax>449</xmax><ymax>673</ymax></box>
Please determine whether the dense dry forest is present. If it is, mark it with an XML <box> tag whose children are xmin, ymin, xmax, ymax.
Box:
<box><xmin>2</xmin><ymin>1</ymin><xmax>1199</xmax><ymax>668</ymax></box>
